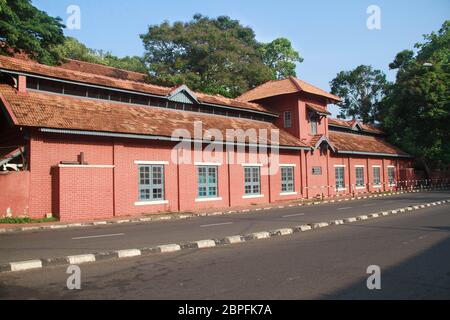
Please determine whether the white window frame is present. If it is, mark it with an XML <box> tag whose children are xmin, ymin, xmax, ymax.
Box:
<box><xmin>334</xmin><ymin>165</ymin><xmax>346</xmax><ymax>191</ymax></box>
<box><xmin>355</xmin><ymin>165</ymin><xmax>365</xmax><ymax>189</ymax></box>
<box><xmin>135</xmin><ymin>163</ymin><xmax>166</xmax><ymax>205</ymax></box>
<box><xmin>372</xmin><ymin>165</ymin><xmax>381</xmax><ymax>187</ymax></box>
<box><xmin>196</xmin><ymin>165</ymin><xmax>219</xmax><ymax>200</ymax></box>
<box><xmin>387</xmin><ymin>166</ymin><xmax>396</xmax><ymax>186</ymax></box>
<box><xmin>281</xmin><ymin>166</ymin><xmax>295</xmax><ymax>194</ymax></box>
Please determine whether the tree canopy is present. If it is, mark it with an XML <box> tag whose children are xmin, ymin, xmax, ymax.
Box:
<box><xmin>140</xmin><ymin>14</ymin><xmax>302</xmax><ymax>97</ymax></box>
<box><xmin>54</xmin><ymin>37</ymin><xmax>147</xmax><ymax>73</ymax></box>
<box><xmin>0</xmin><ymin>0</ymin><xmax>65</xmax><ymax>65</ymax></box>
<box><xmin>330</xmin><ymin>65</ymin><xmax>389</xmax><ymax>124</ymax></box>
<box><xmin>380</xmin><ymin>21</ymin><xmax>450</xmax><ymax>170</ymax></box>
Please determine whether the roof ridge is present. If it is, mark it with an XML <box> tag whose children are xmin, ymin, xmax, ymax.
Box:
<box><xmin>63</xmin><ymin>58</ymin><xmax>147</xmax><ymax>77</ymax></box>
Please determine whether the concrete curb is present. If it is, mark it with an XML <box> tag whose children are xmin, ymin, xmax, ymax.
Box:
<box><xmin>1</xmin><ymin>198</ymin><xmax>449</xmax><ymax>274</ymax></box>
<box><xmin>1</xmin><ymin>187</ymin><xmax>448</xmax><ymax>235</ymax></box>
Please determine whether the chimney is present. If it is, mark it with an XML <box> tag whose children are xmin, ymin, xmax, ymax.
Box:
<box><xmin>17</xmin><ymin>75</ymin><xmax>27</xmax><ymax>94</ymax></box>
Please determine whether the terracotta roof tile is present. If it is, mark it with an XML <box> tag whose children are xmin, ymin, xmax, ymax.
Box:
<box><xmin>59</xmin><ymin>59</ymin><xmax>147</xmax><ymax>83</ymax></box>
<box><xmin>329</xmin><ymin>131</ymin><xmax>409</xmax><ymax>156</ymax></box>
<box><xmin>238</xmin><ymin>77</ymin><xmax>341</xmax><ymax>102</ymax></box>
<box><xmin>0</xmin><ymin>55</ymin><xmax>274</xmax><ymax>115</ymax></box>
<box><xmin>328</xmin><ymin>118</ymin><xmax>384</xmax><ymax>134</ymax></box>
<box><xmin>0</xmin><ymin>84</ymin><xmax>307</xmax><ymax>148</ymax></box>
<box><xmin>306</xmin><ymin>103</ymin><xmax>331</xmax><ymax>115</ymax></box>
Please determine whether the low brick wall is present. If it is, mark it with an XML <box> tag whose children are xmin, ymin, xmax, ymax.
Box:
<box><xmin>0</xmin><ymin>171</ymin><xmax>30</xmax><ymax>217</ymax></box>
<box><xmin>55</xmin><ymin>165</ymin><xmax>114</xmax><ymax>222</ymax></box>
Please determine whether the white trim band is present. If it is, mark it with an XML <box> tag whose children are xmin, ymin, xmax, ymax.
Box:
<box><xmin>280</xmin><ymin>192</ymin><xmax>298</xmax><ymax>196</ymax></box>
<box><xmin>195</xmin><ymin>197</ymin><xmax>223</xmax><ymax>202</ymax></box>
<box><xmin>194</xmin><ymin>162</ymin><xmax>222</xmax><ymax>166</ymax></box>
<box><xmin>58</xmin><ymin>164</ymin><xmax>114</xmax><ymax>168</ymax></box>
<box><xmin>134</xmin><ymin>160</ymin><xmax>169</xmax><ymax>165</ymax></box>
<box><xmin>134</xmin><ymin>200</ymin><xmax>169</xmax><ymax>206</ymax></box>
<box><xmin>241</xmin><ymin>163</ymin><xmax>263</xmax><ymax>167</ymax></box>
<box><xmin>242</xmin><ymin>194</ymin><xmax>264</xmax><ymax>199</ymax></box>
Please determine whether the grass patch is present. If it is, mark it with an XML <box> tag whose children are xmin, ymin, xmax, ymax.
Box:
<box><xmin>0</xmin><ymin>217</ymin><xmax>58</xmax><ymax>224</ymax></box>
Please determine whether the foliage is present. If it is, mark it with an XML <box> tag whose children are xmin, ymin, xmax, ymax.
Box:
<box><xmin>330</xmin><ymin>65</ymin><xmax>390</xmax><ymax>123</ymax></box>
<box><xmin>54</xmin><ymin>37</ymin><xmax>147</xmax><ymax>73</ymax></box>
<box><xmin>259</xmin><ymin>37</ymin><xmax>304</xmax><ymax>80</ymax></box>
<box><xmin>0</xmin><ymin>216</ymin><xmax>57</xmax><ymax>224</ymax></box>
<box><xmin>140</xmin><ymin>14</ymin><xmax>302</xmax><ymax>97</ymax></box>
<box><xmin>0</xmin><ymin>0</ymin><xmax>65</xmax><ymax>65</ymax></box>
<box><xmin>380</xmin><ymin>21</ymin><xmax>450</xmax><ymax>170</ymax></box>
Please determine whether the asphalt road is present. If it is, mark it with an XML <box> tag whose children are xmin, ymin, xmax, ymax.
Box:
<box><xmin>0</xmin><ymin>202</ymin><xmax>449</xmax><ymax>299</ymax></box>
<box><xmin>0</xmin><ymin>191</ymin><xmax>449</xmax><ymax>264</ymax></box>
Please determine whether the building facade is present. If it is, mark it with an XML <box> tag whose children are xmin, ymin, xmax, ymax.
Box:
<box><xmin>0</xmin><ymin>55</ymin><xmax>414</xmax><ymax>221</ymax></box>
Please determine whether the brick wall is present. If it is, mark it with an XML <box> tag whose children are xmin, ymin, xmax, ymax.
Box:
<box><xmin>0</xmin><ymin>171</ymin><xmax>30</xmax><ymax>217</ymax></box>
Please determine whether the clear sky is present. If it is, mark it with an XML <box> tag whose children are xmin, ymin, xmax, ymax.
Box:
<box><xmin>33</xmin><ymin>0</ymin><xmax>449</xmax><ymax>116</ymax></box>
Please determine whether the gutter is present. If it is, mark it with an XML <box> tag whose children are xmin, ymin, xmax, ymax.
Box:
<box><xmin>336</xmin><ymin>150</ymin><xmax>413</xmax><ymax>159</ymax></box>
<box><xmin>38</xmin><ymin>128</ymin><xmax>310</xmax><ymax>151</ymax></box>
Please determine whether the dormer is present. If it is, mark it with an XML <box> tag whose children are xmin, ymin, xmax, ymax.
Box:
<box><xmin>238</xmin><ymin>77</ymin><xmax>341</xmax><ymax>141</ymax></box>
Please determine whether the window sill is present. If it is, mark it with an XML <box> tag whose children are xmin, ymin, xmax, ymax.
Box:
<box><xmin>242</xmin><ymin>194</ymin><xmax>264</xmax><ymax>199</ymax></box>
<box><xmin>195</xmin><ymin>197</ymin><xmax>223</xmax><ymax>202</ymax></box>
<box><xmin>134</xmin><ymin>200</ymin><xmax>168</xmax><ymax>206</ymax></box>
<box><xmin>336</xmin><ymin>188</ymin><xmax>347</xmax><ymax>192</ymax></box>
<box><xmin>280</xmin><ymin>192</ymin><xmax>297</xmax><ymax>196</ymax></box>
<box><xmin>355</xmin><ymin>186</ymin><xmax>366</xmax><ymax>190</ymax></box>
<box><xmin>373</xmin><ymin>185</ymin><xmax>382</xmax><ymax>188</ymax></box>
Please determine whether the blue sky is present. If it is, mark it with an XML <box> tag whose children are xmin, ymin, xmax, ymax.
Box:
<box><xmin>33</xmin><ymin>0</ymin><xmax>449</xmax><ymax>116</ymax></box>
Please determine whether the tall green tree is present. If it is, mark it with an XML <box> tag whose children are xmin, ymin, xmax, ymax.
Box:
<box><xmin>54</xmin><ymin>37</ymin><xmax>147</xmax><ymax>73</ymax></box>
<box><xmin>0</xmin><ymin>0</ymin><xmax>65</xmax><ymax>65</ymax></box>
<box><xmin>140</xmin><ymin>14</ymin><xmax>302</xmax><ymax>97</ymax></box>
<box><xmin>259</xmin><ymin>38</ymin><xmax>303</xmax><ymax>80</ymax></box>
<box><xmin>380</xmin><ymin>21</ymin><xmax>450</xmax><ymax>171</ymax></box>
<box><xmin>330</xmin><ymin>65</ymin><xmax>389</xmax><ymax>123</ymax></box>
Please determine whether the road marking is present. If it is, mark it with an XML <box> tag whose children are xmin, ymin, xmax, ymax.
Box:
<box><xmin>72</xmin><ymin>233</ymin><xmax>125</xmax><ymax>240</ymax></box>
<box><xmin>282</xmin><ymin>213</ymin><xmax>305</xmax><ymax>218</ymax></box>
<box><xmin>337</xmin><ymin>207</ymin><xmax>353</xmax><ymax>210</ymax></box>
<box><xmin>200</xmin><ymin>222</ymin><xmax>233</xmax><ymax>228</ymax></box>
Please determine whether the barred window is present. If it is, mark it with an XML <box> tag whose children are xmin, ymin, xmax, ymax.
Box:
<box><xmin>388</xmin><ymin>167</ymin><xmax>395</xmax><ymax>185</ymax></box>
<box><xmin>312</xmin><ymin>166</ymin><xmax>322</xmax><ymax>175</ymax></box>
<box><xmin>244</xmin><ymin>167</ymin><xmax>261</xmax><ymax>195</ymax></box>
<box><xmin>284</xmin><ymin>111</ymin><xmax>292</xmax><ymax>128</ymax></box>
<box><xmin>281</xmin><ymin>167</ymin><xmax>295</xmax><ymax>193</ymax></box>
<box><xmin>373</xmin><ymin>167</ymin><xmax>381</xmax><ymax>185</ymax></box>
<box><xmin>355</xmin><ymin>167</ymin><xmax>365</xmax><ymax>187</ymax></box>
<box><xmin>197</xmin><ymin>166</ymin><xmax>218</xmax><ymax>198</ymax></box>
<box><xmin>335</xmin><ymin>167</ymin><xmax>345</xmax><ymax>189</ymax></box>
<box><xmin>138</xmin><ymin>165</ymin><xmax>164</xmax><ymax>201</ymax></box>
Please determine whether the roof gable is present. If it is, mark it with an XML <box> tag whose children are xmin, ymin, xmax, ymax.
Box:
<box><xmin>168</xmin><ymin>85</ymin><xmax>199</xmax><ymax>104</ymax></box>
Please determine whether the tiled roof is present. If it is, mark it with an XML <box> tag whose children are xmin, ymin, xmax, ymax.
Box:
<box><xmin>306</xmin><ymin>103</ymin><xmax>331</xmax><ymax>116</ymax></box>
<box><xmin>238</xmin><ymin>76</ymin><xmax>341</xmax><ymax>103</ymax></box>
<box><xmin>60</xmin><ymin>59</ymin><xmax>147</xmax><ymax>83</ymax></box>
<box><xmin>0</xmin><ymin>84</ymin><xmax>307</xmax><ymax>148</ymax></box>
<box><xmin>0</xmin><ymin>55</ymin><xmax>274</xmax><ymax>115</ymax></box>
<box><xmin>328</xmin><ymin>118</ymin><xmax>384</xmax><ymax>135</ymax></box>
<box><xmin>329</xmin><ymin>131</ymin><xmax>409</xmax><ymax>156</ymax></box>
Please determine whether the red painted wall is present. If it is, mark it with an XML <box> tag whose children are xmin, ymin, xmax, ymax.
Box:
<box><xmin>0</xmin><ymin>171</ymin><xmax>30</xmax><ymax>217</ymax></box>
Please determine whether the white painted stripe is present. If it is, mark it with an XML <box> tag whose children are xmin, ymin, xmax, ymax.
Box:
<box><xmin>282</xmin><ymin>213</ymin><xmax>305</xmax><ymax>218</ymax></box>
<box><xmin>195</xmin><ymin>240</ymin><xmax>216</xmax><ymax>248</ymax></box>
<box><xmin>200</xmin><ymin>222</ymin><xmax>233</xmax><ymax>228</ymax></box>
<box><xmin>337</xmin><ymin>207</ymin><xmax>353</xmax><ymax>210</ymax></box>
<box><xmin>117</xmin><ymin>249</ymin><xmax>141</xmax><ymax>258</ymax></box>
<box><xmin>158</xmin><ymin>244</ymin><xmax>181</xmax><ymax>253</ymax></box>
<box><xmin>10</xmin><ymin>260</ymin><xmax>42</xmax><ymax>272</ymax></box>
<box><xmin>67</xmin><ymin>254</ymin><xmax>96</xmax><ymax>264</ymax></box>
<box><xmin>225</xmin><ymin>236</ymin><xmax>243</xmax><ymax>244</ymax></box>
<box><xmin>72</xmin><ymin>233</ymin><xmax>124</xmax><ymax>240</ymax></box>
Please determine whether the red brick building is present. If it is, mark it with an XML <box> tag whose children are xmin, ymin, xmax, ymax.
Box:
<box><xmin>0</xmin><ymin>55</ymin><xmax>414</xmax><ymax>221</ymax></box>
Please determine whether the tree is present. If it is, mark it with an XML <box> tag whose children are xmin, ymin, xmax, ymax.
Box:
<box><xmin>140</xmin><ymin>14</ymin><xmax>302</xmax><ymax>97</ymax></box>
<box><xmin>380</xmin><ymin>21</ymin><xmax>450</xmax><ymax>171</ymax></box>
<box><xmin>54</xmin><ymin>37</ymin><xmax>147</xmax><ymax>73</ymax></box>
<box><xmin>330</xmin><ymin>65</ymin><xmax>389</xmax><ymax>123</ymax></box>
<box><xmin>0</xmin><ymin>0</ymin><xmax>65</xmax><ymax>65</ymax></box>
<box><xmin>259</xmin><ymin>38</ymin><xmax>303</xmax><ymax>80</ymax></box>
